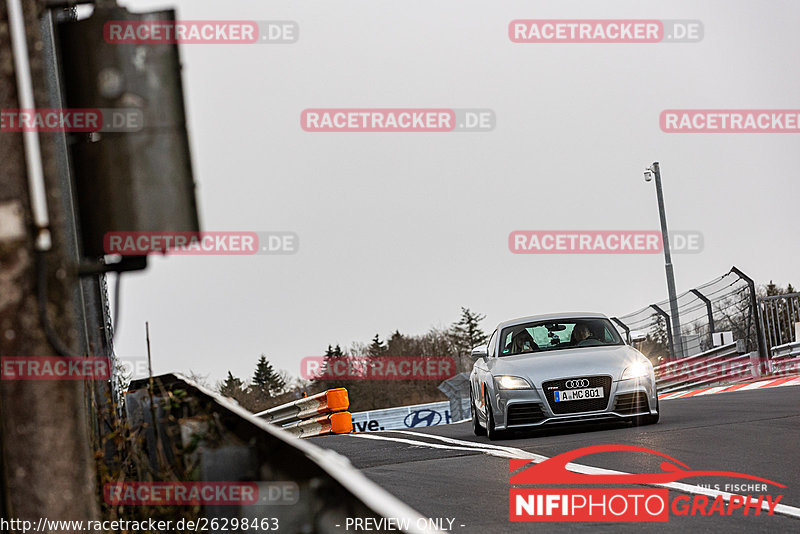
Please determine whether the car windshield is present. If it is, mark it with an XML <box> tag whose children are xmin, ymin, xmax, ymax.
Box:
<box><xmin>500</xmin><ymin>318</ymin><xmax>623</xmax><ymax>356</ymax></box>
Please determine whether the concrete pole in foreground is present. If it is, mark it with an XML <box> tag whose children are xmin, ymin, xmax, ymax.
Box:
<box><xmin>0</xmin><ymin>0</ymin><xmax>100</xmax><ymax>526</ymax></box>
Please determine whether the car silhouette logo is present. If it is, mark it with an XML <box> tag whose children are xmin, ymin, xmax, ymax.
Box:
<box><xmin>509</xmin><ymin>444</ymin><xmax>785</xmax><ymax>487</ymax></box>
<box><xmin>565</xmin><ymin>379</ymin><xmax>590</xmax><ymax>389</ymax></box>
<box><xmin>405</xmin><ymin>409</ymin><xmax>442</xmax><ymax>428</ymax></box>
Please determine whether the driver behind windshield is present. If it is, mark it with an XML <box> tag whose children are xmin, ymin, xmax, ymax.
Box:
<box><xmin>511</xmin><ymin>330</ymin><xmax>537</xmax><ymax>354</ymax></box>
<box><xmin>571</xmin><ymin>323</ymin><xmax>594</xmax><ymax>345</ymax></box>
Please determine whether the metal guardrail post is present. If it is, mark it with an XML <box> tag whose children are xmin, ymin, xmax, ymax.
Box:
<box><xmin>730</xmin><ymin>266</ymin><xmax>769</xmax><ymax>373</ymax></box>
<box><xmin>611</xmin><ymin>317</ymin><xmax>631</xmax><ymax>344</ymax></box>
<box><xmin>689</xmin><ymin>288</ymin><xmax>715</xmax><ymax>349</ymax></box>
<box><xmin>255</xmin><ymin>388</ymin><xmax>351</xmax><ymax>436</ymax></box>
<box><xmin>757</xmin><ymin>298</ymin><xmax>773</xmax><ymax>364</ymax></box>
<box><xmin>282</xmin><ymin>412</ymin><xmax>353</xmax><ymax>438</ymax></box>
<box><xmin>650</xmin><ymin>304</ymin><xmax>675</xmax><ymax>361</ymax></box>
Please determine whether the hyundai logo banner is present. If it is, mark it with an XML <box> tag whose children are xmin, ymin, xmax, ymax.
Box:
<box><xmin>350</xmin><ymin>400</ymin><xmax>456</xmax><ymax>433</ymax></box>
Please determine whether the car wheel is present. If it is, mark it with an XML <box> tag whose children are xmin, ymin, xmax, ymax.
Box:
<box><xmin>486</xmin><ymin>402</ymin><xmax>505</xmax><ymax>441</ymax></box>
<box><xmin>471</xmin><ymin>397</ymin><xmax>485</xmax><ymax>436</ymax></box>
<box><xmin>635</xmin><ymin>397</ymin><xmax>660</xmax><ymax>426</ymax></box>
<box><xmin>635</xmin><ymin>413</ymin><xmax>660</xmax><ymax>425</ymax></box>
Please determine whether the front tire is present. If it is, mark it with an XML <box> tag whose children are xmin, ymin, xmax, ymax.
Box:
<box><xmin>635</xmin><ymin>397</ymin><xmax>660</xmax><ymax>426</ymax></box>
<box><xmin>486</xmin><ymin>403</ymin><xmax>505</xmax><ymax>441</ymax></box>
<box><xmin>635</xmin><ymin>413</ymin><xmax>660</xmax><ymax>425</ymax></box>
<box><xmin>471</xmin><ymin>391</ymin><xmax>485</xmax><ymax>436</ymax></box>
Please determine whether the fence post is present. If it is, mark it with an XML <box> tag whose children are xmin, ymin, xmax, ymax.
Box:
<box><xmin>730</xmin><ymin>266</ymin><xmax>769</xmax><ymax>373</ymax></box>
<box><xmin>689</xmin><ymin>288</ymin><xmax>715</xmax><ymax>349</ymax></box>
<box><xmin>765</xmin><ymin>299</ymin><xmax>778</xmax><ymax>348</ymax></box>
<box><xmin>650</xmin><ymin>304</ymin><xmax>675</xmax><ymax>361</ymax></box>
<box><xmin>611</xmin><ymin>317</ymin><xmax>631</xmax><ymax>344</ymax></box>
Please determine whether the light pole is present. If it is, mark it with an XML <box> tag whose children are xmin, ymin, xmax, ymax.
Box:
<box><xmin>644</xmin><ymin>162</ymin><xmax>684</xmax><ymax>360</ymax></box>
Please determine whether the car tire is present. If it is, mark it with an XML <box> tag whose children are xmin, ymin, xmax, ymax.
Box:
<box><xmin>486</xmin><ymin>402</ymin><xmax>505</xmax><ymax>441</ymax></box>
<box><xmin>471</xmin><ymin>390</ymin><xmax>486</xmax><ymax>436</ymax></box>
<box><xmin>635</xmin><ymin>413</ymin><xmax>660</xmax><ymax>425</ymax></box>
<box><xmin>635</xmin><ymin>397</ymin><xmax>660</xmax><ymax>426</ymax></box>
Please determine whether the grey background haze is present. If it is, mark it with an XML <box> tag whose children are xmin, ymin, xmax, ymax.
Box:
<box><xmin>110</xmin><ymin>0</ymin><xmax>799</xmax><ymax>384</ymax></box>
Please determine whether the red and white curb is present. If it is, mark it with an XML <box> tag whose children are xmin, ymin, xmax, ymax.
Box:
<box><xmin>659</xmin><ymin>375</ymin><xmax>800</xmax><ymax>401</ymax></box>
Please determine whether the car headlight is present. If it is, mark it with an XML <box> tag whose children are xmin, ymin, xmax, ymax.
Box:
<box><xmin>622</xmin><ymin>361</ymin><xmax>651</xmax><ymax>380</ymax></box>
<box><xmin>495</xmin><ymin>375</ymin><xmax>532</xmax><ymax>390</ymax></box>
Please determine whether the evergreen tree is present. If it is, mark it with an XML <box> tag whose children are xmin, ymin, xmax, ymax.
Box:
<box><xmin>765</xmin><ymin>280</ymin><xmax>781</xmax><ymax>297</ymax></box>
<box><xmin>368</xmin><ymin>334</ymin><xmax>386</xmax><ymax>356</ymax></box>
<box><xmin>219</xmin><ymin>371</ymin><xmax>244</xmax><ymax>398</ymax></box>
<box><xmin>448</xmin><ymin>307</ymin><xmax>489</xmax><ymax>373</ymax></box>
<box><xmin>449</xmin><ymin>307</ymin><xmax>488</xmax><ymax>355</ymax></box>
<box><xmin>252</xmin><ymin>355</ymin><xmax>285</xmax><ymax>397</ymax></box>
<box><xmin>314</xmin><ymin>344</ymin><xmax>347</xmax><ymax>388</ymax></box>
<box><xmin>386</xmin><ymin>330</ymin><xmax>406</xmax><ymax>355</ymax></box>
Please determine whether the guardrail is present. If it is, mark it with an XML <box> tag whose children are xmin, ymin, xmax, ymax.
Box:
<box><xmin>125</xmin><ymin>374</ymin><xmax>438</xmax><ymax>533</ymax></box>
<box><xmin>283</xmin><ymin>412</ymin><xmax>353</xmax><ymax>438</ymax></box>
<box><xmin>769</xmin><ymin>341</ymin><xmax>800</xmax><ymax>376</ymax></box>
<box><xmin>654</xmin><ymin>342</ymin><xmax>758</xmax><ymax>394</ymax></box>
<box><xmin>256</xmin><ymin>388</ymin><xmax>353</xmax><ymax>437</ymax></box>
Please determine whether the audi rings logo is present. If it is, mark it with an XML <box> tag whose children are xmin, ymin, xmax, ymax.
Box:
<box><xmin>404</xmin><ymin>409</ymin><xmax>442</xmax><ymax>428</ymax></box>
<box><xmin>565</xmin><ymin>379</ymin><xmax>590</xmax><ymax>389</ymax></box>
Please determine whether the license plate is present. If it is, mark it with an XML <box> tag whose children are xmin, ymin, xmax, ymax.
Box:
<box><xmin>554</xmin><ymin>387</ymin><xmax>604</xmax><ymax>402</ymax></box>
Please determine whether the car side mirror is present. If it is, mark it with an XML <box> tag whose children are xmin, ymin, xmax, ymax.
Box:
<box><xmin>471</xmin><ymin>346</ymin><xmax>489</xmax><ymax>361</ymax></box>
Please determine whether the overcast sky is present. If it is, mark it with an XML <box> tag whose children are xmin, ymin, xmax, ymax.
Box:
<box><xmin>110</xmin><ymin>0</ymin><xmax>799</xmax><ymax>385</ymax></box>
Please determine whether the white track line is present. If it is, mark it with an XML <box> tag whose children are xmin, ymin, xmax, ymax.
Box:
<box><xmin>692</xmin><ymin>386</ymin><xmax>728</xmax><ymax>396</ymax></box>
<box><xmin>738</xmin><ymin>381</ymin><xmax>772</xmax><ymax>391</ymax></box>
<box><xmin>348</xmin><ymin>433</ymin><xmax>524</xmax><ymax>460</ymax></box>
<box><xmin>777</xmin><ymin>377</ymin><xmax>800</xmax><ymax>387</ymax></box>
<box><xmin>387</xmin><ymin>430</ymin><xmax>542</xmax><ymax>458</ymax></box>
<box><xmin>346</xmin><ymin>432</ymin><xmax>800</xmax><ymax>520</ymax></box>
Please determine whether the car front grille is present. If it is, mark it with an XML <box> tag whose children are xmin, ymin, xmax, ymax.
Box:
<box><xmin>506</xmin><ymin>402</ymin><xmax>546</xmax><ymax>426</ymax></box>
<box><xmin>613</xmin><ymin>392</ymin><xmax>650</xmax><ymax>414</ymax></box>
<box><xmin>542</xmin><ymin>375</ymin><xmax>612</xmax><ymax>414</ymax></box>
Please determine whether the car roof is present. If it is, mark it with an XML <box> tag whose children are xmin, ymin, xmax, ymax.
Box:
<box><xmin>496</xmin><ymin>311</ymin><xmax>610</xmax><ymax>331</ymax></box>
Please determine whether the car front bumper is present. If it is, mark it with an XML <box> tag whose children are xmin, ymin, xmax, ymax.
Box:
<box><xmin>493</xmin><ymin>377</ymin><xmax>658</xmax><ymax>430</ymax></box>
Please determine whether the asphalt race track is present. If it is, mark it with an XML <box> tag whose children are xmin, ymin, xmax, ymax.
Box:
<box><xmin>312</xmin><ymin>385</ymin><xmax>800</xmax><ymax>533</ymax></box>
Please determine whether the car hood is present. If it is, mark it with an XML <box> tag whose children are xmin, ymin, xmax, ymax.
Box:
<box><xmin>490</xmin><ymin>345</ymin><xmax>643</xmax><ymax>383</ymax></box>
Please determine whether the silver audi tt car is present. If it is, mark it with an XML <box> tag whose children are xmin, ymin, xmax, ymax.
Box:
<box><xmin>470</xmin><ymin>312</ymin><xmax>659</xmax><ymax>440</ymax></box>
